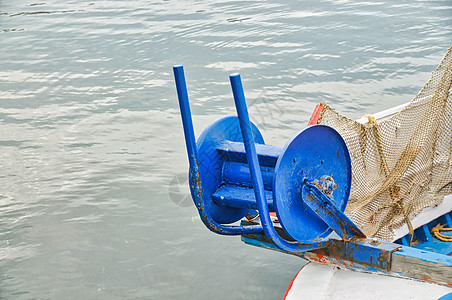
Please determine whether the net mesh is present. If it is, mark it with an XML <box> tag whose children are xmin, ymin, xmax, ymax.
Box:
<box><xmin>316</xmin><ymin>46</ymin><xmax>452</xmax><ymax>241</ymax></box>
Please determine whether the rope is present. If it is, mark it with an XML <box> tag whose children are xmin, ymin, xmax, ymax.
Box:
<box><xmin>431</xmin><ymin>223</ymin><xmax>452</xmax><ymax>242</ymax></box>
<box><xmin>363</xmin><ymin>115</ymin><xmax>415</xmax><ymax>244</ymax></box>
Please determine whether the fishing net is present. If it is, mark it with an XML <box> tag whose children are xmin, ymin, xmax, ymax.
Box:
<box><xmin>313</xmin><ymin>46</ymin><xmax>452</xmax><ymax>241</ymax></box>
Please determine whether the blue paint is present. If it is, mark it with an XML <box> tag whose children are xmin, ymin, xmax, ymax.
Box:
<box><xmin>438</xmin><ymin>292</ymin><xmax>452</xmax><ymax>300</ymax></box>
<box><xmin>394</xmin><ymin>245</ymin><xmax>452</xmax><ymax>268</ymax></box>
<box><xmin>325</xmin><ymin>238</ymin><xmax>400</xmax><ymax>271</ymax></box>
<box><xmin>222</xmin><ymin>161</ymin><xmax>275</xmax><ymax>191</ymax></box>
<box><xmin>400</xmin><ymin>235</ymin><xmax>409</xmax><ymax>246</ymax></box>
<box><xmin>416</xmin><ymin>224</ymin><xmax>433</xmax><ymax>242</ymax></box>
<box><xmin>212</xmin><ymin>185</ymin><xmax>275</xmax><ymax>211</ymax></box>
<box><xmin>176</xmin><ymin>68</ymin><xmax>369</xmax><ymax>249</ymax></box>
<box><xmin>195</xmin><ymin>116</ymin><xmax>263</xmax><ymax>224</ymax></box>
<box><xmin>302</xmin><ymin>184</ymin><xmax>365</xmax><ymax>240</ymax></box>
<box><xmin>395</xmin><ymin>212</ymin><xmax>452</xmax><ymax>256</ymax></box>
<box><xmin>445</xmin><ymin>213</ymin><xmax>452</xmax><ymax>228</ymax></box>
<box><xmin>273</xmin><ymin>124</ymin><xmax>354</xmax><ymax>242</ymax></box>
<box><xmin>242</xmin><ymin>233</ymin><xmax>399</xmax><ymax>271</ymax></box>
<box><xmin>230</xmin><ymin>73</ymin><xmax>328</xmax><ymax>254</ymax></box>
<box><xmin>216</xmin><ymin>141</ymin><xmax>282</xmax><ymax>167</ymax></box>
<box><xmin>175</xmin><ymin>66</ymin><xmax>354</xmax><ymax>245</ymax></box>
<box><xmin>173</xmin><ymin>65</ymin><xmax>263</xmax><ymax>235</ymax></box>
<box><xmin>175</xmin><ymin>67</ymin><xmax>452</xmax><ymax>285</ymax></box>
<box><xmin>173</xmin><ymin>66</ymin><xmax>197</xmax><ymax>172</ymax></box>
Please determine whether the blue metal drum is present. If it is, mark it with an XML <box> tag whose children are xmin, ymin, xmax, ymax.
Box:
<box><xmin>196</xmin><ymin>116</ymin><xmax>264</xmax><ymax>224</ymax></box>
<box><xmin>174</xmin><ymin>65</ymin><xmax>361</xmax><ymax>252</ymax></box>
<box><xmin>273</xmin><ymin>125</ymin><xmax>352</xmax><ymax>242</ymax></box>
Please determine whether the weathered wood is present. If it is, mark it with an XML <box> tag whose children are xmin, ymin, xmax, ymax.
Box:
<box><xmin>391</xmin><ymin>247</ymin><xmax>452</xmax><ymax>286</ymax></box>
<box><xmin>243</xmin><ymin>219</ymin><xmax>452</xmax><ymax>286</ymax></box>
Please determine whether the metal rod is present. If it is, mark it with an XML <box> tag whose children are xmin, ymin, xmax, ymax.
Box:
<box><xmin>229</xmin><ymin>73</ymin><xmax>326</xmax><ymax>253</ymax></box>
<box><xmin>302</xmin><ymin>184</ymin><xmax>366</xmax><ymax>239</ymax></box>
<box><xmin>173</xmin><ymin>65</ymin><xmax>197</xmax><ymax>166</ymax></box>
<box><xmin>173</xmin><ymin>65</ymin><xmax>263</xmax><ymax>235</ymax></box>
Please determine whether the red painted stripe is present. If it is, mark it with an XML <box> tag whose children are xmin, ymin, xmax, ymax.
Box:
<box><xmin>307</xmin><ymin>104</ymin><xmax>325</xmax><ymax>126</ymax></box>
<box><xmin>283</xmin><ymin>263</ymin><xmax>309</xmax><ymax>300</ymax></box>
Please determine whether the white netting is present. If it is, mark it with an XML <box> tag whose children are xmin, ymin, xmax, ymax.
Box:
<box><xmin>316</xmin><ymin>46</ymin><xmax>452</xmax><ymax>241</ymax></box>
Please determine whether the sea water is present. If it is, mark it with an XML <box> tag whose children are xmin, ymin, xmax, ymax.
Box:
<box><xmin>0</xmin><ymin>0</ymin><xmax>451</xmax><ymax>298</ymax></box>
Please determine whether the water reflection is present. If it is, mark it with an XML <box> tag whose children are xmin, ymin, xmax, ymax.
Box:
<box><xmin>0</xmin><ymin>0</ymin><xmax>451</xmax><ymax>298</ymax></box>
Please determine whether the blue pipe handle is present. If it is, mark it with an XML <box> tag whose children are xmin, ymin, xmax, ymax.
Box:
<box><xmin>229</xmin><ymin>73</ymin><xmax>327</xmax><ymax>253</ymax></box>
<box><xmin>173</xmin><ymin>65</ymin><xmax>263</xmax><ymax>235</ymax></box>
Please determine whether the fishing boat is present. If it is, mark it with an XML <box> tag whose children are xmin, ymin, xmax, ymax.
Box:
<box><xmin>284</xmin><ymin>102</ymin><xmax>452</xmax><ymax>299</ymax></box>
<box><xmin>173</xmin><ymin>46</ymin><xmax>452</xmax><ymax>299</ymax></box>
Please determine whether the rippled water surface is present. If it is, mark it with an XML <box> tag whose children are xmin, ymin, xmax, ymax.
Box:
<box><xmin>1</xmin><ymin>0</ymin><xmax>451</xmax><ymax>299</ymax></box>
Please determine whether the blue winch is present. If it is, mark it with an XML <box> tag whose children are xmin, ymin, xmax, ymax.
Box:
<box><xmin>173</xmin><ymin>65</ymin><xmax>365</xmax><ymax>254</ymax></box>
<box><xmin>173</xmin><ymin>65</ymin><xmax>452</xmax><ymax>286</ymax></box>
<box><xmin>173</xmin><ymin>66</ymin><xmax>452</xmax><ymax>286</ymax></box>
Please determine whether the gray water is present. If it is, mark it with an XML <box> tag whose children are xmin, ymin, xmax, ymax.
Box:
<box><xmin>0</xmin><ymin>0</ymin><xmax>451</xmax><ymax>299</ymax></box>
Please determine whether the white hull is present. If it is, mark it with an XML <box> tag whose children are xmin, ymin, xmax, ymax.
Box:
<box><xmin>285</xmin><ymin>262</ymin><xmax>451</xmax><ymax>300</ymax></box>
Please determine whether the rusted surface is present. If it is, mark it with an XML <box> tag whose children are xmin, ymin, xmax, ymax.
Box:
<box><xmin>303</xmin><ymin>184</ymin><xmax>366</xmax><ymax>240</ymax></box>
<box><xmin>190</xmin><ymin>162</ymin><xmax>226</xmax><ymax>234</ymax></box>
<box><xmin>377</xmin><ymin>250</ymin><xmax>391</xmax><ymax>265</ymax></box>
<box><xmin>348</xmin><ymin>222</ymin><xmax>367</xmax><ymax>239</ymax></box>
<box><xmin>243</xmin><ymin>226</ymin><xmax>450</xmax><ymax>286</ymax></box>
<box><xmin>392</xmin><ymin>248</ymin><xmax>452</xmax><ymax>286</ymax></box>
<box><xmin>309</xmin><ymin>238</ymin><xmax>397</xmax><ymax>271</ymax></box>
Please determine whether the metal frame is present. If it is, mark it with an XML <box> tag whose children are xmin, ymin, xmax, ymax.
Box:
<box><xmin>173</xmin><ymin>65</ymin><xmax>452</xmax><ymax>286</ymax></box>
